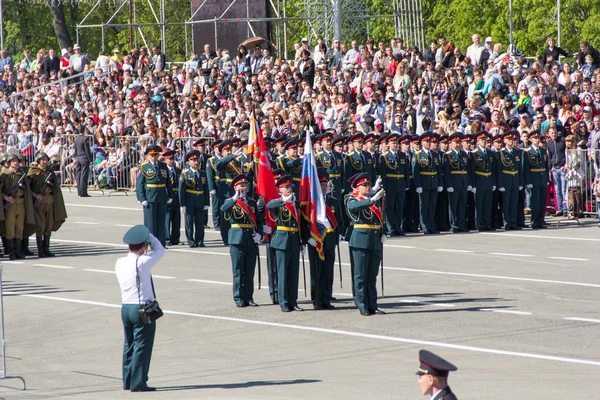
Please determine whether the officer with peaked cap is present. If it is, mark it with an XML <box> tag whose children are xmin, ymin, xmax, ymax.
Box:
<box><xmin>267</xmin><ymin>175</ymin><xmax>303</xmax><ymax>312</ymax></box>
<box><xmin>136</xmin><ymin>145</ymin><xmax>174</xmax><ymax>247</ymax></box>
<box><xmin>221</xmin><ymin>174</ymin><xmax>263</xmax><ymax>307</ymax></box>
<box><xmin>116</xmin><ymin>225</ymin><xmax>165</xmax><ymax>392</ymax></box>
<box><xmin>498</xmin><ymin>131</ymin><xmax>523</xmax><ymax>230</ymax></box>
<box><xmin>412</xmin><ymin>133</ymin><xmax>442</xmax><ymax>234</ymax></box>
<box><xmin>265</xmin><ymin>168</ymin><xmax>286</xmax><ymax>304</ymax></box>
<box><xmin>207</xmin><ymin>139</ymin><xmax>222</xmax><ymax>230</ymax></box>
<box><xmin>344</xmin><ymin>133</ymin><xmax>375</xmax><ymax>193</ymax></box>
<box><xmin>179</xmin><ymin>150</ymin><xmax>210</xmax><ymax>247</ymax></box>
<box><xmin>522</xmin><ymin>130</ymin><xmax>549</xmax><ymax>229</ymax></box>
<box><xmin>470</xmin><ymin>131</ymin><xmax>496</xmax><ymax>231</ymax></box>
<box><xmin>215</xmin><ymin>140</ymin><xmax>240</xmax><ymax>245</ymax></box>
<box><xmin>162</xmin><ymin>150</ymin><xmax>181</xmax><ymax>246</ymax></box>
<box><xmin>416</xmin><ymin>349</ymin><xmax>458</xmax><ymax>399</ymax></box>
<box><xmin>277</xmin><ymin>139</ymin><xmax>303</xmax><ymax>198</ymax></box>
<box><xmin>443</xmin><ymin>133</ymin><xmax>471</xmax><ymax>233</ymax></box>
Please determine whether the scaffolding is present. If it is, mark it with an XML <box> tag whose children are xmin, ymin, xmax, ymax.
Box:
<box><xmin>75</xmin><ymin>0</ymin><xmax>425</xmax><ymax>60</ymax></box>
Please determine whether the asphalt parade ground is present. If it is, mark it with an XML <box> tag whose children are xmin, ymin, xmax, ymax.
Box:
<box><xmin>0</xmin><ymin>190</ymin><xmax>599</xmax><ymax>399</ymax></box>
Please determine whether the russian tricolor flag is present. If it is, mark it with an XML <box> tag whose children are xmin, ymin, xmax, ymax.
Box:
<box><xmin>299</xmin><ymin>134</ymin><xmax>331</xmax><ymax>260</ymax></box>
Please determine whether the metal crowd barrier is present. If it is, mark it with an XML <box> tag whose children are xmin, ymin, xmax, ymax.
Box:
<box><xmin>556</xmin><ymin>148</ymin><xmax>600</xmax><ymax>225</ymax></box>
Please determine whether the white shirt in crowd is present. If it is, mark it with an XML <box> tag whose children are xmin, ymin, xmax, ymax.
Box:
<box><xmin>115</xmin><ymin>233</ymin><xmax>165</xmax><ymax>305</ymax></box>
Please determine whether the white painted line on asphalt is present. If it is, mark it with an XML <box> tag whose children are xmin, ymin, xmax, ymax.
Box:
<box><xmin>383</xmin><ymin>266</ymin><xmax>600</xmax><ymax>288</ymax></box>
<box><xmin>481</xmin><ymin>232</ymin><xmax>600</xmax><ymax>242</ymax></box>
<box><xmin>15</xmin><ymin>293</ymin><xmax>600</xmax><ymax>367</ymax></box>
<box><xmin>434</xmin><ymin>249</ymin><xmax>473</xmax><ymax>253</ymax></box>
<box><xmin>115</xmin><ymin>224</ymin><xmax>134</xmax><ymax>228</ymax></box>
<box><xmin>33</xmin><ymin>264</ymin><xmax>74</xmax><ymax>269</ymax></box>
<box><xmin>152</xmin><ymin>275</ymin><xmax>176</xmax><ymax>280</ymax></box>
<box><xmin>332</xmin><ymin>292</ymin><xmax>353</xmax><ymax>297</ymax></box>
<box><xmin>83</xmin><ymin>269</ymin><xmax>115</xmax><ymax>274</ymax></box>
<box><xmin>187</xmin><ymin>279</ymin><xmax>232</xmax><ymax>286</ymax></box>
<box><xmin>66</xmin><ymin>203</ymin><xmax>140</xmax><ymax>211</ymax></box>
<box><xmin>479</xmin><ymin>309</ymin><xmax>532</xmax><ymax>315</ymax></box>
<box><xmin>384</xmin><ymin>244</ymin><xmax>416</xmax><ymax>249</ymax></box>
<box><xmin>489</xmin><ymin>253</ymin><xmax>534</xmax><ymax>257</ymax></box>
<box><xmin>2</xmin><ymin>261</ymin><xmax>25</xmax><ymax>264</ymax></box>
<box><xmin>74</xmin><ymin>222</ymin><xmax>100</xmax><ymax>225</ymax></box>
<box><xmin>565</xmin><ymin>317</ymin><xmax>600</xmax><ymax>324</ymax></box>
<box><xmin>548</xmin><ymin>257</ymin><xmax>589</xmax><ymax>261</ymax></box>
<box><xmin>399</xmin><ymin>300</ymin><xmax>456</xmax><ymax>308</ymax></box>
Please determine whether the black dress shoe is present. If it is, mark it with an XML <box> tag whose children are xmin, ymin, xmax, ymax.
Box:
<box><xmin>272</xmin><ymin>299</ymin><xmax>279</xmax><ymax>305</ymax></box>
<box><xmin>331</xmin><ymin>297</ymin><xmax>337</xmax><ymax>301</ymax></box>
<box><xmin>374</xmin><ymin>309</ymin><xmax>386</xmax><ymax>315</ymax></box>
<box><xmin>539</xmin><ymin>225</ymin><xmax>548</xmax><ymax>229</ymax></box>
<box><xmin>236</xmin><ymin>302</ymin><xmax>247</xmax><ymax>308</ymax></box>
<box><xmin>189</xmin><ymin>244</ymin><xmax>197</xmax><ymax>248</ymax></box>
<box><xmin>395</xmin><ymin>232</ymin><xmax>406</xmax><ymax>236</ymax></box>
<box><xmin>513</xmin><ymin>226</ymin><xmax>522</xmax><ymax>230</ymax></box>
<box><xmin>198</xmin><ymin>243</ymin><xmax>206</xmax><ymax>247</ymax></box>
<box><xmin>246</xmin><ymin>301</ymin><xmax>259</xmax><ymax>307</ymax></box>
<box><xmin>313</xmin><ymin>304</ymin><xmax>324</xmax><ymax>310</ymax></box>
<box><xmin>360</xmin><ymin>310</ymin><xmax>370</xmax><ymax>316</ymax></box>
<box><xmin>293</xmin><ymin>306</ymin><xmax>304</xmax><ymax>312</ymax></box>
<box><xmin>80</xmin><ymin>194</ymin><xmax>91</xmax><ymax>197</ymax></box>
<box><xmin>281</xmin><ymin>307</ymin><xmax>291</xmax><ymax>312</ymax></box>
<box><xmin>322</xmin><ymin>304</ymin><xmax>336</xmax><ymax>310</ymax></box>
<box><xmin>131</xmin><ymin>387</ymin><xmax>156</xmax><ymax>392</ymax></box>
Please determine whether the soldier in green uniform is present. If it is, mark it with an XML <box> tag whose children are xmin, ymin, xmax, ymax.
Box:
<box><xmin>378</xmin><ymin>133</ymin><xmax>410</xmax><ymax>236</ymax></box>
<box><xmin>522</xmin><ymin>130</ymin><xmax>549</xmax><ymax>229</ymax></box>
<box><xmin>179</xmin><ymin>150</ymin><xmax>210</xmax><ymax>247</ymax></box>
<box><xmin>27</xmin><ymin>152</ymin><xmax>67</xmax><ymax>257</ymax></box>
<box><xmin>207</xmin><ymin>139</ymin><xmax>222</xmax><ymax>230</ymax></box>
<box><xmin>434</xmin><ymin>135</ymin><xmax>451</xmax><ymax>232</ymax></box>
<box><xmin>345</xmin><ymin>173</ymin><xmax>386</xmax><ymax>316</ymax></box>
<box><xmin>221</xmin><ymin>174</ymin><xmax>263</xmax><ymax>307</ymax></box>
<box><xmin>272</xmin><ymin>137</ymin><xmax>286</xmax><ymax>169</ymax></box>
<box><xmin>267</xmin><ymin>175</ymin><xmax>304</xmax><ymax>313</ymax></box>
<box><xmin>0</xmin><ymin>153</ymin><xmax>35</xmax><ymax>259</ymax></box>
<box><xmin>443</xmin><ymin>133</ymin><xmax>472</xmax><ymax>233</ymax></box>
<box><xmin>498</xmin><ymin>131</ymin><xmax>523</xmax><ymax>230</ymax></box>
<box><xmin>163</xmin><ymin>150</ymin><xmax>181</xmax><ymax>246</ymax></box>
<box><xmin>277</xmin><ymin>139</ymin><xmax>303</xmax><ymax>198</ymax></box>
<box><xmin>344</xmin><ymin>133</ymin><xmax>374</xmax><ymax>193</ymax></box>
<box><xmin>403</xmin><ymin>135</ymin><xmax>420</xmax><ymax>233</ymax></box>
<box><xmin>304</xmin><ymin>169</ymin><xmax>343</xmax><ymax>310</ymax></box>
<box><xmin>216</xmin><ymin>140</ymin><xmax>244</xmax><ymax>245</ymax></box>
<box><xmin>470</xmin><ymin>132</ymin><xmax>496</xmax><ymax>231</ymax></box>
<box><xmin>316</xmin><ymin>132</ymin><xmax>344</xmax><ymax>199</ymax></box>
<box><xmin>412</xmin><ymin>133</ymin><xmax>442</xmax><ymax>234</ymax></box>
<box><xmin>265</xmin><ymin>169</ymin><xmax>285</xmax><ymax>304</ymax></box>
<box><xmin>136</xmin><ymin>145</ymin><xmax>174</xmax><ymax>247</ymax></box>
<box><xmin>18</xmin><ymin>154</ymin><xmax>35</xmax><ymax>257</ymax></box>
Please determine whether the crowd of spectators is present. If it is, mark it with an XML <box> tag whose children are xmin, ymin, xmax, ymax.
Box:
<box><xmin>3</xmin><ymin>34</ymin><xmax>600</xmax><ymax>217</ymax></box>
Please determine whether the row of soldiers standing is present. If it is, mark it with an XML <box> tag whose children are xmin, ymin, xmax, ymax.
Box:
<box><xmin>0</xmin><ymin>151</ymin><xmax>67</xmax><ymax>260</ymax></box>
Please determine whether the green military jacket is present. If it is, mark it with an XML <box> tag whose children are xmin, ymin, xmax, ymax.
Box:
<box><xmin>178</xmin><ymin>168</ymin><xmax>209</xmax><ymax>209</ymax></box>
<box><xmin>345</xmin><ymin>193</ymin><xmax>383</xmax><ymax>251</ymax></box>
<box><xmin>316</xmin><ymin>150</ymin><xmax>344</xmax><ymax>196</ymax></box>
<box><xmin>266</xmin><ymin>198</ymin><xmax>302</xmax><ymax>251</ymax></box>
<box><xmin>221</xmin><ymin>197</ymin><xmax>262</xmax><ymax>247</ymax></box>
<box><xmin>136</xmin><ymin>160</ymin><xmax>173</xmax><ymax>203</ymax></box>
<box><xmin>498</xmin><ymin>148</ymin><xmax>523</xmax><ymax>189</ymax></box>
<box><xmin>412</xmin><ymin>149</ymin><xmax>441</xmax><ymax>190</ymax></box>
<box><xmin>378</xmin><ymin>150</ymin><xmax>410</xmax><ymax>193</ymax></box>
<box><xmin>442</xmin><ymin>149</ymin><xmax>471</xmax><ymax>191</ymax></box>
<box><xmin>522</xmin><ymin>146</ymin><xmax>549</xmax><ymax>187</ymax></box>
<box><xmin>469</xmin><ymin>147</ymin><xmax>495</xmax><ymax>191</ymax></box>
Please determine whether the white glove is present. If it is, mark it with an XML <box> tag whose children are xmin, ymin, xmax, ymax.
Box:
<box><xmin>210</xmin><ymin>190</ymin><xmax>216</xmax><ymax>195</ymax></box>
<box><xmin>492</xmin><ymin>186</ymin><xmax>496</xmax><ymax>191</ymax></box>
<box><xmin>141</xmin><ymin>200</ymin><xmax>149</xmax><ymax>207</ymax></box>
<box><xmin>307</xmin><ymin>238</ymin><xmax>317</xmax><ymax>247</ymax></box>
<box><xmin>471</xmin><ymin>187</ymin><xmax>477</xmax><ymax>194</ymax></box>
<box><xmin>204</xmin><ymin>205</ymin><xmax>209</xmax><ymax>210</ymax></box>
<box><xmin>341</xmin><ymin>188</ymin><xmax>345</xmax><ymax>193</ymax></box>
<box><xmin>437</xmin><ymin>186</ymin><xmax>443</xmax><ymax>192</ymax></box>
<box><xmin>252</xmin><ymin>233</ymin><xmax>261</xmax><ymax>243</ymax></box>
<box><xmin>180</xmin><ymin>206</ymin><xmax>186</xmax><ymax>214</ymax></box>
<box><xmin>518</xmin><ymin>186</ymin><xmax>523</xmax><ymax>190</ymax></box>
<box><xmin>526</xmin><ymin>184</ymin><xmax>533</xmax><ymax>189</ymax></box>
<box><xmin>447</xmin><ymin>187</ymin><xmax>454</xmax><ymax>193</ymax></box>
<box><xmin>167</xmin><ymin>198</ymin><xmax>173</xmax><ymax>204</ymax></box>
<box><xmin>373</xmin><ymin>177</ymin><xmax>383</xmax><ymax>191</ymax></box>
<box><xmin>467</xmin><ymin>185</ymin><xmax>472</xmax><ymax>191</ymax></box>
<box><xmin>416</xmin><ymin>187</ymin><xmax>423</xmax><ymax>194</ymax></box>
<box><xmin>405</xmin><ymin>187</ymin><xmax>409</xmax><ymax>191</ymax></box>
<box><xmin>338</xmin><ymin>234</ymin><xmax>343</xmax><ymax>242</ymax></box>
<box><xmin>381</xmin><ymin>235</ymin><xmax>387</xmax><ymax>243</ymax></box>
<box><xmin>232</xmin><ymin>190</ymin><xmax>240</xmax><ymax>201</ymax></box>
<box><xmin>234</xmin><ymin>148</ymin><xmax>243</xmax><ymax>156</ymax></box>
<box><xmin>301</xmin><ymin>245</ymin><xmax>306</xmax><ymax>256</ymax></box>
<box><xmin>263</xmin><ymin>225</ymin><xmax>272</xmax><ymax>234</ymax></box>
<box><xmin>499</xmin><ymin>187</ymin><xmax>505</xmax><ymax>192</ymax></box>
<box><xmin>283</xmin><ymin>194</ymin><xmax>293</xmax><ymax>203</ymax></box>
<box><xmin>370</xmin><ymin>189</ymin><xmax>385</xmax><ymax>202</ymax></box>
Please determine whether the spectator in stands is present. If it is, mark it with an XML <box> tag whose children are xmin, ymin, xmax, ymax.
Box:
<box><xmin>69</xmin><ymin>44</ymin><xmax>91</xmax><ymax>74</ymax></box>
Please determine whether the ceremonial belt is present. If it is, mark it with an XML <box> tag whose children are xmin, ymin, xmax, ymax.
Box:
<box><xmin>419</xmin><ymin>172</ymin><xmax>437</xmax><ymax>176</ymax></box>
<box><xmin>293</xmin><ymin>177</ymin><xmax>301</xmax><ymax>182</ymax></box>
<box><xmin>386</xmin><ymin>174</ymin><xmax>404</xmax><ymax>178</ymax></box>
<box><xmin>277</xmin><ymin>226</ymin><xmax>299</xmax><ymax>232</ymax></box>
<box><xmin>530</xmin><ymin>168</ymin><xmax>546</xmax><ymax>172</ymax></box>
<box><xmin>353</xmin><ymin>224</ymin><xmax>381</xmax><ymax>229</ymax></box>
<box><xmin>146</xmin><ymin>183</ymin><xmax>165</xmax><ymax>188</ymax></box>
<box><xmin>231</xmin><ymin>223</ymin><xmax>253</xmax><ymax>229</ymax></box>
<box><xmin>475</xmin><ymin>171</ymin><xmax>492</xmax><ymax>177</ymax></box>
<box><xmin>222</xmin><ymin>178</ymin><xmax>233</xmax><ymax>183</ymax></box>
<box><xmin>186</xmin><ymin>189</ymin><xmax>204</xmax><ymax>195</ymax></box>
<box><xmin>502</xmin><ymin>170</ymin><xmax>519</xmax><ymax>175</ymax></box>
<box><xmin>173</xmin><ymin>188</ymin><xmax>179</xmax><ymax>192</ymax></box>
<box><xmin>214</xmin><ymin>177</ymin><xmax>221</xmax><ymax>182</ymax></box>
<box><xmin>329</xmin><ymin>174</ymin><xmax>341</xmax><ymax>178</ymax></box>
<box><xmin>450</xmin><ymin>171</ymin><xmax>467</xmax><ymax>175</ymax></box>
<box><xmin>324</xmin><ymin>227</ymin><xmax>336</xmax><ymax>234</ymax></box>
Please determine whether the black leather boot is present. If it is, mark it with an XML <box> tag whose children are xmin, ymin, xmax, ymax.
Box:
<box><xmin>14</xmin><ymin>239</ymin><xmax>25</xmax><ymax>259</ymax></box>
<box><xmin>36</xmin><ymin>235</ymin><xmax>47</xmax><ymax>258</ymax></box>
<box><xmin>22</xmin><ymin>236</ymin><xmax>34</xmax><ymax>256</ymax></box>
<box><xmin>44</xmin><ymin>236</ymin><xmax>55</xmax><ymax>257</ymax></box>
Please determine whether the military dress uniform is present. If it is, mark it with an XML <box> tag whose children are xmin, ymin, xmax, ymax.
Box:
<box><xmin>403</xmin><ymin>136</ymin><xmax>421</xmax><ymax>233</ymax></box>
<box><xmin>434</xmin><ymin>141</ymin><xmax>451</xmax><ymax>232</ymax></box>
<box><xmin>345</xmin><ymin>173</ymin><xmax>385</xmax><ymax>316</ymax></box>
<box><xmin>206</xmin><ymin>141</ymin><xmax>221</xmax><ymax>229</ymax></box>
<box><xmin>221</xmin><ymin>174</ymin><xmax>262</xmax><ymax>307</ymax></box>
<box><xmin>344</xmin><ymin>135</ymin><xmax>375</xmax><ymax>193</ymax></box>
<box><xmin>412</xmin><ymin>134</ymin><xmax>442</xmax><ymax>234</ymax></box>
<box><xmin>443</xmin><ymin>136</ymin><xmax>472</xmax><ymax>233</ymax></box>
<box><xmin>163</xmin><ymin>151</ymin><xmax>181</xmax><ymax>245</ymax></box>
<box><xmin>416</xmin><ymin>349</ymin><xmax>459</xmax><ymax>400</ymax></box>
<box><xmin>27</xmin><ymin>152</ymin><xmax>67</xmax><ymax>257</ymax></box>
<box><xmin>0</xmin><ymin>153</ymin><xmax>35</xmax><ymax>259</ymax></box>
<box><xmin>215</xmin><ymin>140</ymin><xmax>243</xmax><ymax>245</ymax></box>
<box><xmin>522</xmin><ymin>132</ymin><xmax>549</xmax><ymax>229</ymax></box>
<box><xmin>136</xmin><ymin>145</ymin><xmax>174</xmax><ymax>247</ymax></box>
<box><xmin>377</xmin><ymin>135</ymin><xmax>410</xmax><ymax>236</ymax></box>
<box><xmin>266</xmin><ymin>175</ymin><xmax>304</xmax><ymax>313</ymax></box>
<box><xmin>316</xmin><ymin>147</ymin><xmax>344</xmax><ymax>198</ymax></box>
<box><xmin>277</xmin><ymin>139</ymin><xmax>303</xmax><ymax>198</ymax></box>
<box><xmin>179</xmin><ymin>151</ymin><xmax>210</xmax><ymax>247</ymax></box>
<box><xmin>470</xmin><ymin>133</ymin><xmax>496</xmax><ymax>231</ymax></box>
<box><xmin>498</xmin><ymin>132</ymin><xmax>523</xmax><ymax>230</ymax></box>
